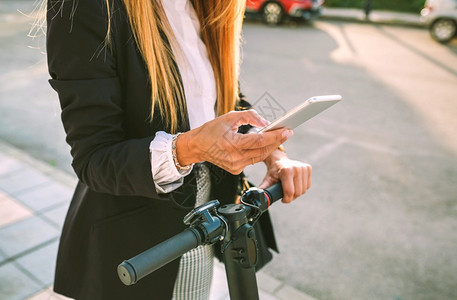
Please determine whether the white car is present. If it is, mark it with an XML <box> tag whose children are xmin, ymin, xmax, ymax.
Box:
<box><xmin>421</xmin><ymin>0</ymin><xmax>457</xmax><ymax>43</ymax></box>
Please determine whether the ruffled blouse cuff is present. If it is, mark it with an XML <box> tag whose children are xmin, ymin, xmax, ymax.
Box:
<box><xmin>149</xmin><ymin>131</ymin><xmax>193</xmax><ymax>194</ymax></box>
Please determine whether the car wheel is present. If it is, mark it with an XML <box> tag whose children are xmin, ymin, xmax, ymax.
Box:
<box><xmin>430</xmin><ymin>18</ymin><xmax>457</xmax><ymax>43</ymax></box>
<box><xmin>262</xmin><ymin>2</ymin><xmax>284</xmax><ymax>26</ymax></box>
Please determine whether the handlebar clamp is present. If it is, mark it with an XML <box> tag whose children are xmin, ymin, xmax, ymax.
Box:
<box><xmin>183</xmin><ymin>200</ymin><xmax>224</xmax><ymax>245</ymax></box>
<box><xmin>184</xmin><ymin>200</ymin><xmax>220</xmax><ymax>226</ymax></box>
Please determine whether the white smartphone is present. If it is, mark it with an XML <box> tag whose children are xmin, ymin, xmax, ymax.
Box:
<box><xmin>258</xmin><ymin>95</ymin><xmax>342</xmax><ymax>132</ymax></box>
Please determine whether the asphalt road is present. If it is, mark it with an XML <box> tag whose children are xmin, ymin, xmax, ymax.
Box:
<box><xmin>240</xmin><ymin>20</ymin><xmax>457</xmax><ymax>300</ymax></box>
<box><xmin>1</xmin><ymin>2</ymin><xmax>457</xmax><ymax>299</ymax></box>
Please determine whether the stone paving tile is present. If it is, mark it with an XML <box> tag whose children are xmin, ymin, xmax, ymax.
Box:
<box><xmin>257</xmin><ymin>270</ymin><xmax>282</xmax><ymax>294</ymax></box>
<box><xmin>26</xmin><ymin>286</ymin><xmax>72</xmax><ymax>300</ymax></box>
<box><xmin>0</xmin><ymin>168</ymin><xmax>51</xmax><ymax>196</ymax></box>
<box><xmin>0</xmin><ymin>152</ymin><xmax>26</xmax><ymax>177</ymax></box>
<box><xmin>0</xmin><ymin>145</ymin><xmax>318</xmax><ymax>300</ymax></box>
<box><xmin>26</xmin><ymin>288</ymin><xmax>52</xmax><ymax>300</ymax></box>
<box><xmin>0</xmin><ymin>216</ymin><xmax>60</xmax><ymax>257</ymax></box>
<box><xmin>0</xmin><ymin>191</ymin><xmax>34</xmax><ymax>227</ymax></box>
<box><xmin>275</xmin><ymin>285</ymin><xmax>318</xmax><ymax>300</ymax></box>
<box><xmin>259</xmin><ymin>289</ymin><xmax>280</xmax><ymax>300</ymax></box>
<box><xmin>0</xmin><ymin>262</ymin><xmax>42</xmax><ymax>300</ymax></box>
<box><xmin>209</xmin><ymin>262</ymin><xmax>229</xmax><ymax>300</ymax></box>
<box><xmin>16</xmin><ymin>240</ymin><xmax>59</xmax><ymax>286</ymax></box>
<box><xmin>15</xmin><ymin>181</ymin><xmax>72</xmax><ymax>212</ymax></box>
<box><xmin>42</xmin><ymin>202</ymin><xmax>70</xmax><ymax>229</ymax></box>
<box><xmin>210</xmin><ymin>262</ymin><xmax>294</xmax><ymax>300</ymax></box>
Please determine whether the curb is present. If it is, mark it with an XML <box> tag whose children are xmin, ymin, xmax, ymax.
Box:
<box><xmin>319</xmin><ymin>8</ymin><xmax>425</xmax><ymax>29</ymax></box>
<box><xmin>320</xmin><ymin>14</ymin><xmax>425</xmax><ymax>28</ymax></box>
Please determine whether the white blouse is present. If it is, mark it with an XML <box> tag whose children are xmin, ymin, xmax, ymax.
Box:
<box><xmin>149</xmin><ymin>0</ymin><xmax>217</xmax><ymax>194</ymax></box>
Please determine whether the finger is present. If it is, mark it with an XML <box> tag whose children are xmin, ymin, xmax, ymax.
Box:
<box><xmin>226</xmin><ymin>110</ymin><xmax>269</xmax><ymax>129</ymax></box>
<box><xmin>239</xmin><ymin>140</ymin><xmax>285</xmax><ymax>167</ymax></box>
<box><xmin>232</xmin><ymin>151</ymin><xmax>269</xmax><ymax>172</ymax></box>
<box><xmin>213</xmin><ymin>140</ymin><xmax>278</xmax><ymax>174</ymax></box>
<box><xmin>301</xmin><ymin>167</ymin><xmax>308</xmax><ymax>193</ymax></box>
<box><xmin>236</xmin><ymin>154</ymin><xmax>265</xmax><ymax>169</ymax></box>
<box><xmin>222</xmin><ymin>153</ymin><xmax>266</xmax><ymax>175</ymax></box>
<box><xmin>235</xmin><ymin>129</ymin><xmax>293</xmax><ymax>150</ymax></box>
<box><xmin>240</xmin><ymin>142</ymin><xmax>282</xmax><ymax>163</ymax></box>
<box><xmin>279</xmin><ymin>168</ymin><xmax>294</xmax><ymax>203</ymax></box>
<box><xmin>259</xmin><ymin>175</ymin><xmax>277</xmax><ymax>190</ymax></box>
<box><xmin>306</xmin><ymin>164</ymin><xmax>312</xmax><ymax>189</ymax></box>
<box><xmin>293</xmin><ymin>167</ymin><xmax>303</xmax><ymax>198</ymax></box>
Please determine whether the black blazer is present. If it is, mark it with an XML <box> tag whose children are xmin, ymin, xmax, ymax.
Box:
<box><xmin>47</xmin><ymin>0</ymin><xmax>275</xmax><ymax>299</ymax></box>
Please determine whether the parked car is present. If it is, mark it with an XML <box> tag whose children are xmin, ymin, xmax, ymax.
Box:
<box><xmin>421</xmin><ymin>0</ymin><xmax>457</xmax><ymax>43</ymax></box>
<box><xmin>245</xmin><ymin>0</ymin><xmax>324</xmax><ymax>25</ymax></box>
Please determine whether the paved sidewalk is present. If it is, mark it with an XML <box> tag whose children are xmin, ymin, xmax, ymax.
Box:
<box><xmin>321</xmin><ymin>7</ymin><xmax>424</xmax><ymax>27</ymax></box>
<box><xmin>0</xmin><ymin>140</ymin><xmax>317</xmax><ymax>300</ymax></box>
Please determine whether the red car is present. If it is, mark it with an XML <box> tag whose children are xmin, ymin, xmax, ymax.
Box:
<box><xmin>246</xmin><ymin>0</ymin><xmax>324</xmax><ymax>25</ymax></box>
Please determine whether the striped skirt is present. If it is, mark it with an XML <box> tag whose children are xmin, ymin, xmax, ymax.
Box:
<box><xmin>172</xmin><ymin>163</ymin><xmax>214</xmax><ymax>300</ymax></box>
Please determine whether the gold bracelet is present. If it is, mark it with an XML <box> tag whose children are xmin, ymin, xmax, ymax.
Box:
<box><xmin>171</xmin><ymin>133</ymin><xmax>192</xmax><ymax>171</ymax></box>
<box><xmin>278</xmin><ymin>145</ymin><xmax>286</xmax><ymax>153</ymax></box>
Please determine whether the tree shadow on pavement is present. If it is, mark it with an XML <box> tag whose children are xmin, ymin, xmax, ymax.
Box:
<box><xmin>240</xmin><ymin>20</ymin><xmax>457</xmax><ymax>300</ymax></box>
<box><xmin>374</xmin><ymin>24</ymin><xmax>457</xmax><ymax>79</ymax></box>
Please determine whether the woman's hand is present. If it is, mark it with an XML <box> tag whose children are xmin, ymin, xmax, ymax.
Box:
<box><xmin>176</xmin><ymin>110</ymin><xmax>293</xmax><ymax>175</ymax></box>
<box><xmin>259</xmin><ymin>149</ymin><xmax>312</xmax><ymax>203</ymax></box>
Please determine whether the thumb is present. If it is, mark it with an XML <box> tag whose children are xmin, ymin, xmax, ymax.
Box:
<box><xmin>228</xmin><ymin>110</ymin><xmax>269</xmax><ymax>129</ymax></box>
<box><xmin>258</xmin><ymin>175</ymin><xmax>277</xmax><ymax>190</ymax></box>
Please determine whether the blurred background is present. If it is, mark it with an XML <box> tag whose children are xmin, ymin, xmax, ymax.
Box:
<box><xmin>1</xmin><ymin>0</ymin><xmax>456</xmax><ymax>299</ymax></box>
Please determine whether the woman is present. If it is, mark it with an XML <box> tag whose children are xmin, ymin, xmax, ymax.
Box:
<box><xmin>46</xmin><ymin>0</ymin><xmax>312</xmax><ymax>299</ymax></box>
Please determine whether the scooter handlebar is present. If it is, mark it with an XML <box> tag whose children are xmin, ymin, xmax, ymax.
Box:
<box><xmin>264</xmin><ymin>183</ymin><xmax>284</xmax><ymax>207</ymax></box>
<box><xmin>118</xmin><ymin>227</ymin><xmax>202</xmax><ymax>285</ymax></box>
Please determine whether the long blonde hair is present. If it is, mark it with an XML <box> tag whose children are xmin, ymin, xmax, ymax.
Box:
<box><xmin>111</xmin><ymin>0</ymin><xmax>246</xmax><ymax>133</ymax></box>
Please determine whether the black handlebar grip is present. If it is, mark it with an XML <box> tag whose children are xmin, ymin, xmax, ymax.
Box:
<box><xmin>118</xmin><ymin>227</ymin><xmax>202</xmax><ymax>285</ymax></box>
<box><xmin>264</xmin><ymin>183</ymin><xmax>283</xmax><ymax>206</ymax></box>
